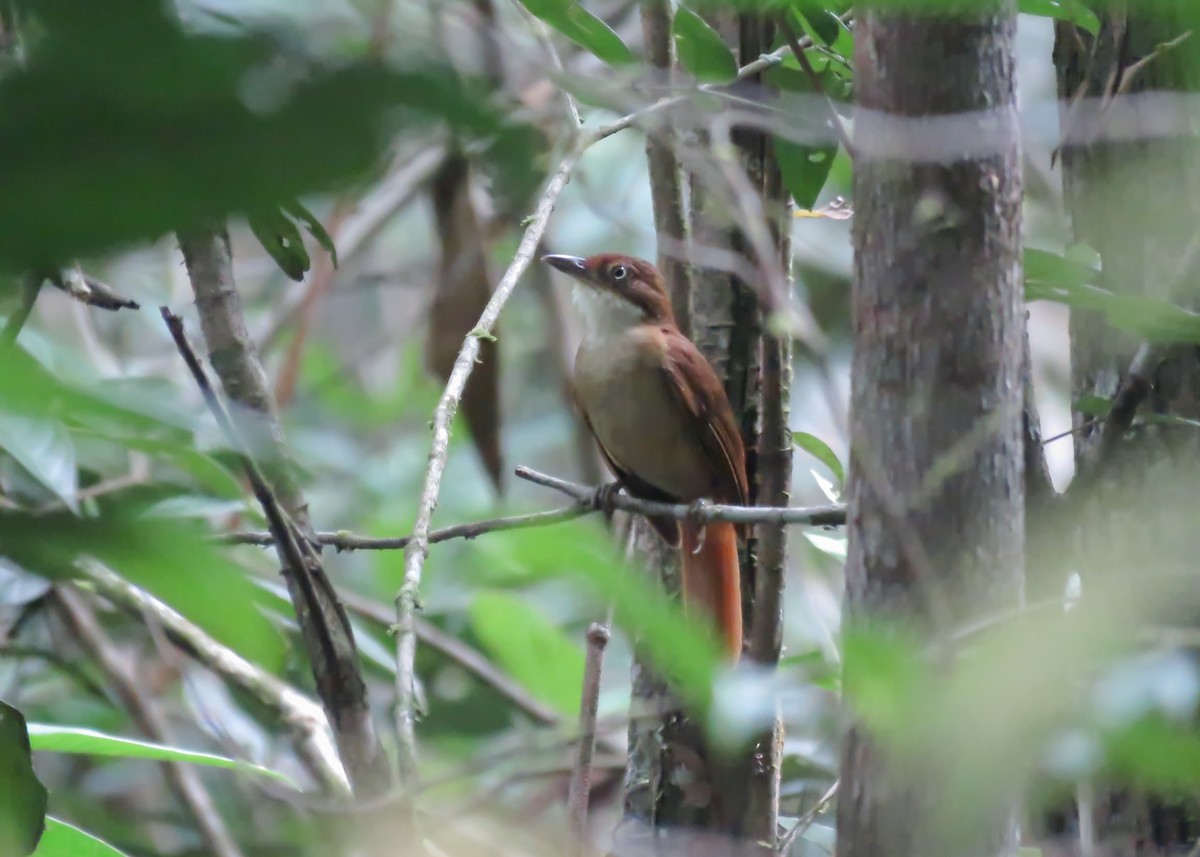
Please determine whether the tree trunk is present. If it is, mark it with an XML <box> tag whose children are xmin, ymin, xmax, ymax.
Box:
<box><xmin>837</xmin><ymin>5</ymin><xmax>1024</xmax><ymax>857</ymax></box>
<box><xmin>620</xmin><ymin>7</ymin><xmax>792</xmax><ymax>852</ymax></box>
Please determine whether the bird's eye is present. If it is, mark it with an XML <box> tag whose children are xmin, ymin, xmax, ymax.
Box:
<box><xmin>610</xmin><ymin>265</ymin><xmax>628</xmax><ymax>281</ymax></box>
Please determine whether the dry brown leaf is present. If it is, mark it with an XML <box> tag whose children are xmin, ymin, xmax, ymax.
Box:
<box><xmin>426</xmin><ymin>152</ymin><xmax>504</xmax><ymax>494</ymax></box>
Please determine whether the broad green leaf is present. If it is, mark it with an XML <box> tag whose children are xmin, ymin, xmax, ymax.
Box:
<box><xmin>0</xmin><ymin>701</ymin><xmax>47</xmax><ymax>857</ymax></box>
<box><xmin>792</xmin><ymin>0</ymin><xmax>842</xmax><ymax>46</ymax></box>
<box><xmin>32</xmin><ymin>818</ymin><xmax>127</xmax><ymax>857</ymax></box>
<box><xmin>247</xmin><ymin>208</ymin><xmax>311</xmax><ymax>282</ymax></box>
<box><xmin>1018</xmin><ymin>0</ymin><xmax>1100</xmax><ymax>35</ymax></box>
<box><xmin>0</xmin><ymin>508</ymin><xmax>286</xmax><ymax>672</ymax></box>
<box><xmin>472</xmin><ymin>520</ymin><xmax>719</xmax><ymax>706</ymax></box>
<box><xmin>469</xmin><ymin>591</ymin><xmax>584</xmax><ymax>718</ymax></box>
<box><xmin>0</xmin><ymin>2</ymin><xmax>540</xmax><ymax>268</ymax></box>
<box><xmin>1025</xmin><ymin>249</ymin><xmax>1200</xmax><ymax>344</ymax></box>
<box><xmin>1074</xmin><ymin>394</ymin><xmax>1111</xmax><ymax>418</ymax></box>
<box><xmin>72</xmin><ymin>429</ymin><xmax>243</xmax><ymax>500</ymax></box>
<box><xmin>0</xmin><ymin>415</ymin><xmax>78</xmax><ymax>513</ymax></box>
<box><xmin>284</xmin><ymin>200</ymin><xmax>338</xmax><ymax>268</ymax></box>
<box><xmin>673</xmin><ymin>6</ymin><xmax>737</xmax><ymax>83</ymax></box>
<box><xmin>27</xmin><ymin>725</ymin><xmax>292</xmax><ymax>784</ymax></box>
<box><xmin>518</xmin><ymin>0</ymin><xmax>635</xmax><ymax>67</ymax></box>
<box><xmin>765</xmin><ymin>65</ymin><xmax>840</xmax><ymax>208</ymax></box>
<box><xmin>793</xmin><ymin>431</ymin><xmax>844</xmax><ymax>485</ymax></box>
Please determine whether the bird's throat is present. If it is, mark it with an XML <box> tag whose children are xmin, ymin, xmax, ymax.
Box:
<box><xmin>571</xmin><ymin>284</ymin><xmax>644</xmax><ymax>341</ymax></box>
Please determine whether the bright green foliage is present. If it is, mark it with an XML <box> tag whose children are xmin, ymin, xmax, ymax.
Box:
<box><xmin>517</xmin><ymin>0</ymin><xmax>635</xmax><ymax>66</ymax></box>
<box><xmin>673</xmin><ymin>6</ymin><xmax>738</xmax><ymax>83</ymax></box>
<box><xmin>32</xmin><ymin>819</ymin><xmax>128</xmax><ymax>857</ymax></box>
<box><xmin>0</xmin><ymin>702</ymin><xmax>47</xmax><ymax>857</ymax></box>
<box><xmin>793</xmin><ymin>431</ymin><xmax>845</xmax><ymax>486</ymax></box>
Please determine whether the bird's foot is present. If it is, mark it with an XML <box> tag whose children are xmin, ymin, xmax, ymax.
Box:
<box><xmin>590</xmin><ymin>482</ymin><xmax>623</xmax><ymax>516</ymax></box>
<box><xmin>685</xmin><ymin>499</ymin><xmax>711</xmax><ymax>554</ymax></box>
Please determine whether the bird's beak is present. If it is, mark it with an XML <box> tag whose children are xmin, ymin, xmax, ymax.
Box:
<box><xmin>542</xmin><ymin>254</ymin><xmax>590</xmax><ymax>283</ymax></box>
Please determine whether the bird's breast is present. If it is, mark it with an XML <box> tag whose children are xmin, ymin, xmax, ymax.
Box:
<box><xmin>574</xmin><ymin>328</ymin><xmax>714</xmax><ymax>501</ymax></box>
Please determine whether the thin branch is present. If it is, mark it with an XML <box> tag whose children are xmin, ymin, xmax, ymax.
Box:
<box><xmin>777</xmin><ymin>779</ymin><xmax>838</xmax><ymax>852</ymax></box>
<box><xmin>83</xmin><ymin>562</ymin><xmax>350</xmax><ymax>795</ymax></box>
<box><xmin>339</xmin><ymin>590</ymin><xmax>561</xmax><ymax>728</ymax></box>
<box><xmin>161</xmin><ymin>304</ymin><xmax>390</xmax><ymax>796</ymax></box>
<box><xmin>48</xmin><ymin>265</ymin><xmax>140</xmax><ymax>311</ymax></box>
<box><xmin>222</xmin><ymin>504</ymin><xmax>588</xmax><ymax>550</ymax></box>
<box><xmin>777</xmin><ymin>15</ymin><xmax>855</xmax><ymax>157</ymax></box>
<box><xmin>54</xmin><ymin>587</ymin><xmax>246</xmax><ymax>857</ymax></box>
<box><xmin>516</xmin><ymin>466</ymin><xmax>847</xmax><ymax>526</ymax></box>
<box><xmin>567</xmin><ymin>621</ymin><xmax>610</xmax><ymax>855</ymax></box>
<box><xmin>509</xmin><ymin>0</ymin><xmax>581</xmax><ymax>128</ymax></box>
<box><xmin>393</xmin><ymin>139</ymin><xmax>584</xmax><ymax>790</ymax></box>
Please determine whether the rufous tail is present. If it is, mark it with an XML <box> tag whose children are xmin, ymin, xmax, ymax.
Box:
<box><xmin>680</xmin><ymin>521</ymin><xmax>742</xmax><ymax>661</ymax></box>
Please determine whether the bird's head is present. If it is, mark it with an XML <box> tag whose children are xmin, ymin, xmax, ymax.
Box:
<box><xmin>542</xmin><ymin>253</ymin><xmax>674</xmax><ymax>336</ymax></box>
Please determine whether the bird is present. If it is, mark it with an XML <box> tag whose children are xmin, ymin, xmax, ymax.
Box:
<box><xmin>542</xmin><ymin>252</ymin><xmax>749</xmax><ymax>660</ymax></box>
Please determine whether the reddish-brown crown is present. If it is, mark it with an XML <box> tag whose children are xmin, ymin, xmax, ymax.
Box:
<box><xmin>544</xmin><ymin>253</ymin><xmax>675</xmax><ymax>324</ymax></box>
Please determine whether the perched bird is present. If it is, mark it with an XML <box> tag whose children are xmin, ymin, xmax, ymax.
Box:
<box><xmin>543</xmin><ymin>253</ymin><xmax>749</xmax><ymax>660</ymax></box>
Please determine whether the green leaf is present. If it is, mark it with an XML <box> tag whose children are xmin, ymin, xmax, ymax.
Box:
<box><xmin>1026</xmin><ymin>249</ymin><xmax>1200</xmax><ymax>344</ymax></box>
<box><xmin>1018</xmin><ymin>0</ymin><xmax>1100</xmax><ymax>35</ymax></box>
<box><xmin>793</xmin><ymin>431</ymin><xmax>844</xmax><ymax>485</ymax></box>
<box><xmin>792</xmin><ymin>0</ymin><xmax>842</xmax><ymax>46</ymax></box>
<box><xmin>471</xmin><ymin>520</ymin><xmax>719</xmax><ymax>706</ymax></box>
<box><xmin>0</xmin><ymin>700</ymin><xmax>47</xmax><ymax>857</ymax></box>
<box><xmin>32</xmin><ymin>818</ymin><xmax>128</xmax><ymax>857</ymax></box>
<box><xmin>283</xmin><ymin>200</ymin><xmax>338</xmax><ymax>269</ymax></box>
<box><xmin>27</xmin><ymin>725</ymin><xmax>292</xmax><ymax>785</ymax></box>
<box><xmin>766</xmin><ymin>64</ymin><xmax>840</xmax><ymax>208</ymax></box>
<box><xmin>247</xmin><ymin>208</ymin><xmax>311</xmax><ymax>282</ymax></box>
<box><xmin>0</xmin><ymin>507</ymin><xmax>286</xmax><ymax>672</ymax></box>
<box><xmin>1074</xmin><ymin>394</ymin><xmax>1112</xmax><ymax>418</ymax></box>
<box><xmin>0</xmin><ymin>415</ymin><xmax>78</xmax><ymax>512</ymax></box>
<box><xmin>0</xmin><ymin>2</ymin><xmax>540</xmax><ymax>268</ymax></box>
<box><xmin>518</xmin><ymin>0</ymin><xmax>635</xmax><ymax>66</ymax></box>
<box><xmin>673</xmin><ymin>6</ymin><xmax>737</xmax><ymax>83</ymax></box>
<box><xmin>72</xmin><ymin>429</ymin><xmax>243</xmax><ymax>500</ymax></box>
<box><xmin>469</xmin><ymin>591</ymin><xmax>585</xmax><ymax>718</ymax></box>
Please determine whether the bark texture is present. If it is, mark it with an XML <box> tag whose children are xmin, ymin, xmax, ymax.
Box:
<box><xmin>178</xmin><ymin>229</ymin><xmax>391</xmax><ymax>798</ymax></box>
<box><xmin>620</xmin><ymin>9</ymin><xmax>792</xmax><ymax>851</ymax></box>
<box><xmin>838</xmin><ymin>6</ymin><xmax>1024</xmax><ymax>857</ymax></box>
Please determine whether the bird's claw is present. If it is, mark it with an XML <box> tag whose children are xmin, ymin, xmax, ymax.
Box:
<box><xmin>686</xmin><ymin>500</ymin><xmax>711</xmax><ymax>554</ymax></box>
<box><xmin>590</xmin><ymin>482</ymin><xmax>623</xmax><ymax>515</ymax></box>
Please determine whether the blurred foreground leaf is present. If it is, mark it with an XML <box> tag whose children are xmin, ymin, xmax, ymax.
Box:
<box><xmin>517</xmin><ymin>0</ymin><xmax>635</xmax><ymax>67</ymax></box>
<box><xmin>31</xmin><ymin>818</ymin><xmax>127</xmax><ymax>857</ymax></box>
<box><xmin>27</xmin><ymin>725</ymin><xmax>293</xmax><ymax>786</ymax></box>
<box><xmin>0</xmin><ymin>0</ymin><xmax>538</xmax><ymax>269</ymax></box>
<box><xmin>0</xmin><ymin>508</ymin><xmax>286</xmax><ymax>672</ymax></box>
<box><xmin>469</xmin><ymin>591</ymin><xmax>584</xmax><ymax>718</ymax></box>
<box><xmin>673</xmin><ymin>6</ymin><xmax>737</xmax><ymax>83</ymax></box>
<box><xmin>0</xmin><ymin>415</ymin><xmax>78</xmax><ymax>513</ymax></box>
<box><xmin>0</xmin><ymin>701</ymin><xmax>47</xmax><ymax>857</ymax></box>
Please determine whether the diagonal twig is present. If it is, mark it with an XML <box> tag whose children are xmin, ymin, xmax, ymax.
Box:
<box><xmin>161</xmin><ymin>306</ymin><xmax>389</xmax><ymax>796</ymax></box>
<box><xmin>777</xmin><ymin>15</ymin><xmax>855</xmax><ymax>157</ymax></box>
<box><xmin>567</xmin><ymin>620</ymin><xmax>611</xmax><ymax>856</ymax></box>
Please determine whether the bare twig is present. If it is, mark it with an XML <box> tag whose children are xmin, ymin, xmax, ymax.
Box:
<box><xmin>54</xmin><ymin>587</ymin><xmax>246</xmax><ymax>857</ymax></box>
<box><xmin>82</xmin><ymin>563</ymin><xmax>350</xmax><ymax>795</ymax></box>
<box><xmin>777</xmin><ymin>15</ymin><xmax>854</xmax><ymax>157</ymax></box>
<box><xmin>223</xmin><ymin>504</ymin><xmax>588</xmax><ymax>550</ymax></box>
<box><xmin>509</xmin><ymin>0</ymin><xmax>581</xmax><ymax>128</ymax></box>
<box><xmin>339</xmin><ymin>590</ymin><xmax>561</xmax><ymax>728</ymax></box>
<box><xmin>516</xmin><ymin>466</ymin><xmax>847</xmax><ymax>527</ymax></box>
<box><xmin>567</xmin><ymin>621</ymin><xmax>610</xmax><ymax>854</ymax></box>
<box><xmin>160</xmin><ymin>303</ymin><xmax>389</xmax><ymax>796</ymax></box>
<box><xmin>48</xmin><ymin>265</ymin><xmax>140</xmax><ymax>311</ymax></box>
<box><xmin>777</xmin><ymin>779</ymin><xmax>838</xmax><ymax>852</ymax></box>
<box><xmin>394</xmin><ymin>140</ymin><xmax>584</xmax><ymax>789</ymax></box>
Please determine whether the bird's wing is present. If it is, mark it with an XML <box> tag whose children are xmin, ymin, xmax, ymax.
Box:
<box><xmin>572</xmin><ymin>383</ymin><xmax>681</xmax><ymax>547</ymax></box>
<box><xmin>658</xmin><ymin>328</ymin><xmax>749</xmax><ymax>508</ymax></box>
